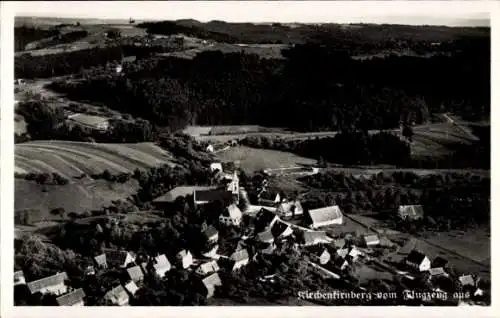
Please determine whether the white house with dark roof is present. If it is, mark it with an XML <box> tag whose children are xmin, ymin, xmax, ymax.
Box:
<box><xmin>195</xmin><ymin>260</ymin><xmax>220</xmax><ymax>276</ymax></box>
<box><xmin>102</xmin><ymin>249</ymin><xmax>136</xmax><ymax>268</ymax></box>
<box><xmin>27</xmin><ymin>272</ymin><xmax>69</xmax><ymax>296</ymax></box>
<box><xmin>219</xmin><ymin>204</ymin><xmax>243</xmax><ymax>226</ymax></box>
<box><xmin>127</xmin><ymin>265</ymin><xmax>144</xmax><ymax>283</ymax></box>
<box><xmin>104</xmin><ymin>285</ymin><xmax>129</xmax><ymax>306</ymax></box>
<box><xmin>333</xmin><ymin>258</ymin><xmax>349</xmax><ymax>271</ymax></box>
<box><xmin>308</xmin><ymin>205</ymin><xmax>343</xmax><ymax>228</ymax></box>
<box><xmin>176</xmin><ymin>250</ymin><xmax>193</xmax><ymax>269</ymax></box>
<box><xmin>255</xmin><ymin>208</ymin><xmax>280</xmax><ymax>232</ymax></box>
<box><xmin>363</xmin><ymin>234</ymin><xmax>380</xmax><ymax>247</ymax></box>
<box><xmin>405</xmin><ymin>250</ymin><xmax>431</xmax><ymax>272</ymax></box>
<box><xmin>14</xmin><ymin>270</ymin><xmax>26</xmax><ymax>286</ymax></box>
<box><xmin>201</xmin><ymin>272</ymin><xmax>222</xmax><ymax>298</ymax></box>
<box><xmin>276</xmin><ymin>200</ymin><xmax>304</xmax><ymax>218</ymax></box>
<box><xmin>302</xmin><ymin>231</ymin><xmax>332</xmax><ymax>246</ymax></box>
<box><xmin>271</xmin><ymin>220</ymin><xmax>293</xmax><ymax>238</ymax></box>
<box><xmin>230</xmin><ymin>249</ymin><xmax>249</xmax><ymax>270</ymax></box>
<box><xmin>56</xmin><ymin>288</ymin><xmax>86</xmax><ymax>306</ymax></box>
<box><xmin>124</xmin><ymin>281</ymin><xmax>139</xmax><ymax>296</ymax></box>
<box><xmin>398</xmin><ymin>205</ymin><xmax>424</xmax><ymax>221</ymax></box>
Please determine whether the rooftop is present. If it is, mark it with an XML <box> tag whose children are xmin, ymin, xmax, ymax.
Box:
<box><xmin>153</xmin><ymin>186</ymin><xmax>216</xmax><ymax>203</ymax></box>
<box><xmin>67</xmin><ymin>113</ymin><xmax>109</xmax><ymax>127</ymax></box>
<box><xmin>56</xmin><ymin>288</ymin><xmax>86</xmax><ymax>306</ymax></box>
<box><xmin>230</xmin><ymin>249</ymin><xmax>249</xmax><ymax>262</ymax></box>
<box><xmin>308</xmin><ymin>205</ymin><xmax>343</xmax><ymax>225</ymax></box>
<box><xmin>407</xmin><ymin>250</ymin><xmax>427</xmax><ymax>264</ymax></box>
<box><xmin>27</xmin><ymin>272</ymin><xmax>68</xmax><ymax>294</ymax></box>
<box><xmin>195</xmin><ymin>189</ymin><xmax>233</xmax><ymax>203</ymax></box>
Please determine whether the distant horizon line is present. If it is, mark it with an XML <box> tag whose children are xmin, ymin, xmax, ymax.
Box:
<box><xmin>15</xmin><ymin>16</ymin><xmax>491</xmax><ymax>28</ymax></box>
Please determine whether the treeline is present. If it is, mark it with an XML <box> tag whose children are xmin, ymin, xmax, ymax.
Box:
<box><xmin>48</xmin><ymin>42</ymin><xmax>489</xmax><ymax>133</ymax></box>
<box><xmin>26</xmin><ymin>30</ymin><xmax>89</xmax><ymax>51</ymax></box>
<box><xmin>15</xmin><ymin>26</ymin><xmax>60</xmax><ymax>52</ymax></box>
<box><xmin>15</xmin><ymin>44</ymin><xmax>180</xmax><ymax>79</ymax></box>
<box><xmin>299</xmin><ymin>171</ymin><xmax>490</xmax><ymax>230</ymax></box>
<box><xmin>242</xmin><ymin>132</ymin><xmax>411</xmax><ymax>166</ymax></box>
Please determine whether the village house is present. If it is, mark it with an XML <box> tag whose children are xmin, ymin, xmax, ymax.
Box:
<box><xmin>276</xmin><ymin>200</ymin><xmax>304</xmax><ymax>218</ymax></box>
<box><xmin>201</xmin><ymin>272</ymin><xmax>222</xmax><ymax>298</ymax></box>
<box><xmin>219</xmin><ymin>204</ymin><xmax>243</xmax><ymax>226</ymax></box>
<box><xmin>27</xmin><ymin>272</ymin><xmax>69</xmax><ymax>296</ymax></box>
<box><xmin>102</xmin><ymin>249</ymin><xmax>136</xmax><ymax>268</ymax></box>
<box><xmin>256</xmin><ymin>230</ymin><xmax>274</xmax><ymax>244</ymax></box>
<box><xmin>398</xmin><ymin>205</ymin><xmax>425</xmax><ymax>221</ymax></box>
<box><xmin>206</xmin><ymin>144</ymin><xmax>215</xmax><ymax>153</ymax></box>
<box><xmin>302</xmin><ymin>231</ymin><xmax>331</xmax><ymax>246</ymax></box>
<box><xmin>152</xmin><ymin>186</ymin><xmax>216</xmax><ymax>210</ymax></box>
<box><xmin>151</xmin><ymin>254</ymin><xmax>171</xmax><ymax>278</ymax></box>
<box><xmin>431</xmin><ymin>256</ymin><xmax>448</xmax><ymax>269</ymax></box>
<box><xmin>405</xmin><ymin>250</ymin><xmax>431</xmax><ymax>272</ymax></box>
<box><xmin>255</xmin><ymin>208</ymin><xmax>280</xmax><ymax>232</ymax></box>
<box><xmin>202</xmin><ymin>225</ymin><xmax>219</xmax><ymax>243</ymax></box>
<box><xmin>334</xmin><ymin>238</ymin><xmax>346</xmax><ymax>249</ymax></box>
<box><xmin>66</xmin><ymin>113</ymin><xmax>110</xmax><ymax>133</ymax></box>
<box><xmin>202</xmin><ymin>244</ymin><xmax>219</xmax><ymax>258</ymax></box>
<box><xmin>84</xmin><ymin>265</ymin><xmax>95</xmax><ymax>276</ymax></box>
<box><xmin>428</xmin><ymin>267</ymin><xmax>449</xmax><ymax>278</ymax></box>
<box><xmin>195</xmin><ymin>260</ymin><xmax>220</xmax><ymax>276</ymax></box>
<box><xmin>308</xmin><ymin>246</ymin><xmax>331</xmax><ymax>265</ymax></box>
<box><xmin>270</xmin><ymin>219</ymin><xmax>293</xmax><ymax>238</ymax></box>
<box><xmin>94</xmin><ymin>254</ymin><xmax>108</xmax><ymax>269</ymax></box>
<box><xmin>194</xmin><ymin>189</ymin><xmax>234</xmax><ymax>205</ymax></box>
<box><xmin>14</xmin><ymin>270</ymin><xmax>26</xmax><ymax>286</ymax></box>
<box><xmin>348</xmin><ymin>247</ymin><xmax>364</xmax><ymax>262</ymax></box>
<box><xmin>308</xmin><ymin>205</ymin><xmax>343</xmax><ymax>229</ymax></box>
<box><xmin>337</xmin><ymin>248</ymin><xmax>349</xmax><ymax>259</ymax></box>
<box><xmin>230</xmin><ymin>249</ymin><xmax>250</xmax><ymax>270</ymax></box>
<box><xmin>210</xmin><ymin>162</ymin><xmax>223</xmax><ymax>173</ymax></box>
<box><xmin>124</xmin><ymin>280</ymin><xmax>139</xmax><ymax>297</ymax></box>
<box><xmin>176</xmin><ymin>250</ymin><xmax>194</xmax><ymax>269</ymax></box>
<box><xmin>458</xmin><ymin>274</ymin><xmax>475</xmax><ymax>288</ymax></box>
<box><xmin>257</xmin><ymin>189</ymin><xmax>284</xmax><ymax>206</ymax></box>
<box><xmin>104</xmin><ymin>285</ymin><xmax>129</xmax><ymax>306</ymax></box>
<box><xmin>363</xmin><ymin>234</ymin><xmax>380</xmax><ymax>247</ymax></box>
<box><xmin>56</xmin><ymin>288</ymin><xmax>86</xmax><ymax>306</ymax></box>
<box><xmin>126</xmin><ymin>265</ymin><xmax>144</xmax><ymax>283</ymax></box>
<box><xmin>332</xmin><ymin>257</ymin><xmax>350</xmax><ymax>272</ymax></box>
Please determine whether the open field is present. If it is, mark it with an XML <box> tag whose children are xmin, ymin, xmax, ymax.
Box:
<box><xmin>15</xmin><ymin>141</ymin><xmax>176</xmax><ymax>178</ymax></box>
<box><xmin>216</xmin><ymin>146</ymin><xmax>316</xmax><ymax>173</ymax></box>
<box><xmin>15</xmin><ymin>178</ymin><xmax>139</xmax><ymax>217</ymax></box>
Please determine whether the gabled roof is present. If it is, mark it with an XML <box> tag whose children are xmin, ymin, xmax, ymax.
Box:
<box><xmin>222</xmin><ymin>204</ymin><xmax>242</xmax><ymax>219</ymax></box>
<box><xmin>124</xmin><ymin>281</ymin><xmax>139</xmax><ymax>296</ymax></box>
<box><xmin>256</xmin><ymin>230</ymin><xmax>274</xmax><ymax>243</ymax></box>
<box><xmin>308</xmin><ymin>206</ymin><xmax>343</xmax><ymax>225</ymax></box>
<box><xmin>398</xmin><ymin>205</ymin><xmax>424</xmax><ymax>219</ymax></box>
<box><xmin>27</xmin><ymin>272</ymin><xmax>68</xmax><ymax>294</ymax></box>
<box><xmin>210</xmin><ymin>163</ymin><xmax>223</xmax><ymax>172</ymax></box>
<box><xmin>459</xmin><ymin>275</ymin><xmax>475</xmax><ymax>286</ymax></box>
<box><xmin>195</xmin><ymin>189</ymin><xmax>233</xmax><ymax>203</ymax></box>
<box><xmin>276</xmin><ymin>200</ymin><xmax>303</xmax><ymax>215</ymax></box>
<box><xmin>105</xmin><ymin>285</ymin><xmax>128</xmax><ymax>303</ymax></box>
<box><xmin>258</xmin><ymin>189</ymin><xmax>283</xmax><ymax>202</ymax></box>
<box><xmin>56</xmin><ymin>288</ymin><xmax>86</xmax><ymax>306</ymax></box>
<box><xmin>14</xmin><ymin>270</ymin><xmax>25</xmax><ymax>281</ymax></box>
<box><xmin>177</xmin><ymin>250</ymin><xmax>192</xmax><ymax>259</ymax></box>
<box><xmin>202</xmin><ymin>272</ymin><xmax>222</xmax><ymax>288</ymax></box>
<box><xmin>270</xmin><ymin>220</ymin><xmax>291</xmax><ymax>237</ymax></box>
<box><xmin>103</xmin><ymin>249</ymin><xmax>133</xmax><ymax>267</ymax></box>
<box><xmin>303</xmin><ymin>231</ymin><xmax>330</xmax><ymax>245</ymax></box>
<box><xmin>333</xmin><ymin>258</ymin><xmax>349</xmax><ymax>268</ymax></box>
<box><xmin>406</xmin><ymin>250</ymin><xmax>427</xmax><ymax>265</ymax></box>
<box><xmin>348</xmin><ymin>247</ymin><xmax>363</xmax><ymax>258</ymax></box>
<box><xmin>94</xmin><ymin>254</ymin><xmax>107</xmax><ymax>266</ymax></box>
<box><xmin>431</xmin><ymin>256</ymin><xmax>448</xmax><ymax>268</ymax></box>
<box><xmin>203</xmin><ymin>225</ymin><xmax>219</xmax><ymax>239</ymax></box>
<box><xmin>197</xmin><ymin>260</ymin><xmax>220</xmax><ymax>274</ymax></box>
<box><xmin>126</xmin><ymin>265</ymin><xmax>144</xmax><ymax>282</ymax></box>
<box><xmin>364</xmin><ymin>234</ymin><xmax>380</xmax><ymax>244</ymax></box>
<box><xmin>153</xmin><ymin>186</ymin><xmax>216</xmax><ymax>203</ymax></box>
<box><xmin>154</xmin><ymin>254</ymin><xmax>170</xmax><ymax>267</ymax></box>
<box><xmin>255</xmin><ymin>208</ymin><xmax>279</xmax><ymax>229</ymax></box>
<box><xmin>429</xmin><ymin>267</ymin><xmax>447</xmax><ymax>277</ymax></box>
<box><xmin>230</xmin><ymin>249</ymin><xmax>249</xmax><ymax>262</ymax></box>
<box><xmin>337</xmin><ymin>248</ymin><xmax>349</xmax><ymax>259</ymax></box>
<box><xmin>334</xmin><ymin>238</ymin><xmax>346</xmax><ymax>249</ymax></box>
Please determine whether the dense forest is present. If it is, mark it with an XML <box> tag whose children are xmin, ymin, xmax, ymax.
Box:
<box><xmin>15</xmin><ymin>26</ymin><xmax>60</xmax><ymax>52</ymax></box>
<box><xmin>47</xmin><ymin>39</ymin><xmax>489</xmax><ymax>134</ymax></box>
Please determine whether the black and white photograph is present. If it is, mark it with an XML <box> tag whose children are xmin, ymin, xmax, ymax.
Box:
<box><xmin>1</xmin><ymin>0</ymin><xmax>497</xmax><ymax>311</ymax></box>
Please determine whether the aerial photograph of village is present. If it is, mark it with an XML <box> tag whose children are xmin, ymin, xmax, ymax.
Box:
<box><xmin>11</xmin><ymin>2</ymin><xmax>491</xmax><ymax>307</ymax></box>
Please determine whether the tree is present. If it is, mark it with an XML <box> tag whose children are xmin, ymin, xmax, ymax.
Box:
<box><xmin>402</xmin><ymin>125</ymin><xmax>414</xmax><ymax>142</ymax></box>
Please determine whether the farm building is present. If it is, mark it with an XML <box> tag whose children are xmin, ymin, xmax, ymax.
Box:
<box><xmin>14</xmin><ymin>270</ymin><xmax>26</xmax><ymax>286</ymax></box>
<box><xmin>348</xmin><ymin>247</ymin><xmax>364</xmax><ymax>262</ymax></box>
<box><xmin>66</xmin><ymin>113</ymin><xmax>110</xmax><ymax>132</ymax></box>
<box><xmin>276</xmin><ymin>200</ymin><xmax>303</xmax><ymax>218</ymax></box>
<box><xmin>56</xmin><ymin>288</ymin><xmax>86</xmax><ymax>306</ymax></box>
<box><xmin>308</xmin><ymin>246</ymin><xmax>331</xmax><ymax>265</ymax></box>
<box><xmin>27</xmin><ymin>272</ymin><xmax>68</xmax><ymax>296</ymax></box>
<box><xmin>195</xmin><ymin>260</ymin><xmax>220</xmax><ymax>276</ymax></box>
<box><xmin>405</xmin><ymin>250</ymin><xmax>431</xmax><ymax>272</ymax></box>
<box><xmin>202</xmin><ymin>225</ymin><xmax>219</xmax><ymax>243</ymax></box>
<box><xmin>176</xmin><ymin>250</ymin><xmax>194</xmax><ymax>269</ymax></box>
<box><xmin>126</xmin><ymin>265</ymin><xmax>144</xmax><ymax>283</ymax></box>
<box><xmin>308</xmin><ymin>205</ymin><xmax>343</xmax><ymax>228</ymax></box>
<box><xmin>124</xmin><ymin>281</ymin><xmax>139</xmax><ymax>296</ymax></box>
<box><xmin>258</xmin><ymin>189</ymin><xmax>284</xmax><ymax>206</ymax></box>
<box><xmin>194</xmin><ymin>189</ymin><xmax>234</xmax><ymax>205</ymax></box>
<box><xmin>302</xmin><ymin>231</ymin><xmax>331</xmax><ymax>246</ymax></box>
<box><xmin>428</xmin><ymin>267</ymin><xmax>449</xmax><ymax>278</ymax></box>
<box><xmin>153</xmin><ymin>254</ymin><xmax>171</xmax><ymax>278</ymax></box>
<box><xmin>94</xmin><ymin>254</ymin><xmax>108</xmax><ymax>269</ymax></box>
<box><xmin>363</xmin><ymin>234</ymin><xmax>380</xmax><ymax>247</ymax></box>
<box><xmin>152</xmin><ymin>186</ymin><xmax>216</xmax><ymax>210</ymax></box>
<box><xmin>271</xmin><ymin>219</ymin><xmax>293</xmax><ymax>238</ymax></box>
<box><xmin>219</xmin><ymin>204</ymin><xmax>243</xmax><ymax>226</ymax></box>
<box><xmin>102</xmin><ymin>249</ymin><xmax>136</xmax><ymax>268</ymax></box>
<box><xmin>398</xmin><ymin>205</ymin><xmax>424</xmax><ymax>221</ymax></box>
<box><xmin>229</xmin><ymin>249</ymin><xmax>250</xmax><ymax>270</ymax></box>
<box><xmin>201</xmin><ymin>273</ymin><xmax>222</xmax><ymax>298</ymax></box>
<box><xmin>104</xmin><ymin>285</ymin><xmax>129</xmax><ymax>306</ymax></box>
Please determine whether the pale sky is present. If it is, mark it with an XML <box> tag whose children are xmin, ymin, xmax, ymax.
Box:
<box><xmin>5</xmin><ymin>1</ymin><xmax>493</xmax><ymax>26</ymax></box>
